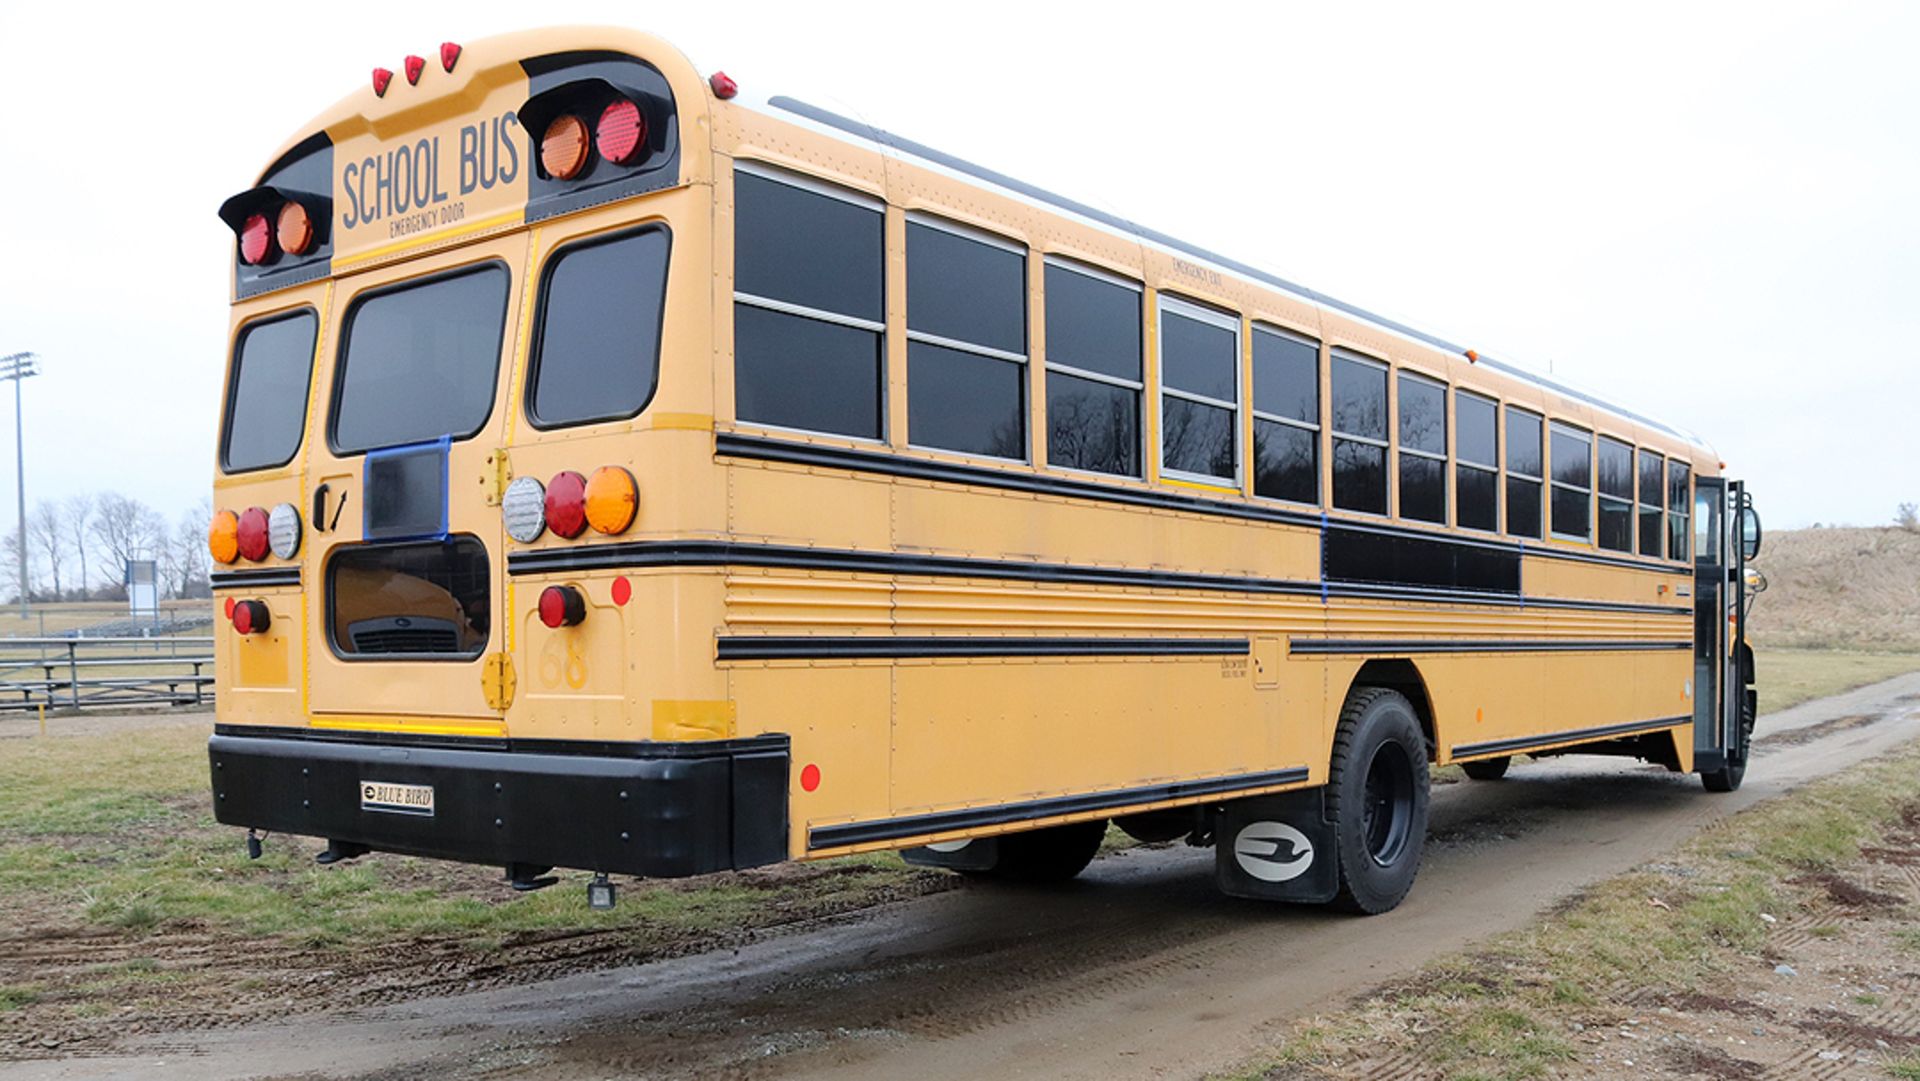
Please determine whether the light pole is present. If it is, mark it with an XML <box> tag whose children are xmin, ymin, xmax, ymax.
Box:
<box><xmin>0</xmin><ymin>353</ymin><xmax>39</xmax><ymax>619</ymax></box>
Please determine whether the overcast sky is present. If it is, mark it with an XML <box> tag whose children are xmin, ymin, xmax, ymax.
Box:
<box><xmin>1</xmin><ymin>2</ymin><xmax>1912</xmax><ymax>532</ymax></box>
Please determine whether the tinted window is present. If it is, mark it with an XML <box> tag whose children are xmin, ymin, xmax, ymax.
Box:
<box><xmin>1668</xmin><ymin>461</ymin><xmax>1691</xmax><ymax>560</ymax></box>
<box><xmin>908</xmin><ymin>340</ymin><xmax>1025</xmax><ymax>459</ymax></box>
<box><xmin>1456</xmin><ymin>393</ymin><xmax>1497</xmax><ymax>468</ymax></box>
<box><xmin>222</xmin><ymin>311</ymin><xmax>316</xmax><ymax>472</ymax></box>
<box><xmin>1458</xmin><ymin>466</ymin><xmax>1498</xmax><ymax>532</ymax></box>
<box><xmin>735</xmin><ymin>170</ymin><xmax>882</xmax><ymax>321</ymax></box>
<box><xmin>1551</xmin><ymin>427</ymin><xmax>1592</xmax><ymax>488</ymax></box>
<box><xmin>1398</xmin><ymin>375</ymin><xmax>1445</xmax><ymax>455</ymax></box>
<box><xmin>1506</xmin><ymin>474</ymin><xmax>1542</xmax><ymax>539</ymax></box>
<box><xmin>333</xmin><ymin>266</ymin><xmax>510</xmax><ymax>454</ymax></box>
<box><xmin>908</xmin><ymin>222</ymin><xmax>1025</xmax><ymax>355</ymax></box>
<box><xmin>1332</xmin><ymin>354</ymin><xmax>1388</xmax><ymax>514</ymax></box>
<box><xmin>1163</xmin><ymin>397</ymin><xmax>1236</xmax><ymax>480</ymax></box>
<box><xmin>527</xmin><ymin>228</ymin><xmax>669</xmax><ymax>427</ymax></box>
<box><xmin>1505</xmin><ymin>407</ymin><xmax>1543</xmax><ymax>538</ymax></box>
<box><xmin>1333</xmin><ymin>441</ymin><xmax>1388</xmax><ymax>515</ymax></box>
<box><xmin>1400</xmin><ymin>455</ymin><xmax>1446</xmax><ymax>523</ymax></box>
<box><xmin>328</xmin><ymin>537</ymin><xmax>489</xmax><ymax>658</ymax></box>
<box><xmin>1159</xmin><ymin>303</ymin><xmax>1238</xmax><ymax>482</ymax></box>
<box><xmin>1044</xmin><ymin>263</ymin><xmax>1140</xmax><ymax>382</ymax></box>
<box><xmin>1455</xmin><ymin>392</ymin><xmax>1498</xmax><ymax>532</ymax></box>
<box><xmin>1549</xmin><ymin>424</ymin><xmax>1592</xmax><ymax>540</ymax></box>
<box><xmin>1254</xmin><ymin>420</ymin><xmax>1316</xmax><ymax>504</ymax></box>
<box><xmin>1505</xmin><ymin>408</ymin><xmax>1542</xmax><ymax>478</ymax></box>
<box><xmin>1597</xmin><ymin>437</ymin><xmax>1633</xmax><ymax>552</ymax></box>
<box><xmin>1638</xmin><ymin>450</ymin><xmax>1665</xmax><ymax>556</ymax></box>
<box><xmin>1161</xmin><ymin>310</ymin><xmax>1237</xmax><ymax>401</ymax></box>
<box><xmin>733</xmin><ymin>170</ymin><xmax>885</xmax><ymax>439</ymax></box>
<box><xmin>1047</xmin><ymin>371</ymin><xmax>1138</xmax><ymax>477</ymax></box>
<box><xmin>1252</xmin><ymin>329</ymin><xmax>1318</xmax><ymax>424</ymax></box>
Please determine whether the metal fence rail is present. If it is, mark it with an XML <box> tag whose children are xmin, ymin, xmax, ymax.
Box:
<box><xmin>0</xmin><ymin>636</ymin><xmax>213</xmax><ymax>711</ymax></box>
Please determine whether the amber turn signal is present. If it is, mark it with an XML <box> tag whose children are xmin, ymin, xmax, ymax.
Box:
<box><xmin>209</xmin><ymin>509</ymin><xmax>240</xmax><ymax>564</ymax></box>
<box><xmin>584</xmin><ymin>466</ymin><xmax>638</xmax><ymax>535</ymax></box>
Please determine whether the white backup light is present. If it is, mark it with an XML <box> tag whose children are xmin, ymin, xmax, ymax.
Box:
<box><xmin>268</xmin><ymin>503</ymin><xmax>303</xmax><ymax>560</ymax></box>
<box><xmin>503</xmin><ymin>475</ymin><xmax>548</xmax><ymax>543</ymax></box>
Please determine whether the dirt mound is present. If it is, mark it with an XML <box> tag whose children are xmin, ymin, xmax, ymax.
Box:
<box><xmin>1748</xmin><ymin>526</ymin><xmax>1920</xmax><ymax>651</ymax></box>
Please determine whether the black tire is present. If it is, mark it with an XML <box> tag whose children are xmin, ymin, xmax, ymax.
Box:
<box><xmin>1701</xmin><ymin>688</ymin><xmax>1756</xmax><ymax>793</ymax></box>
<box><xmin>1460</xmin><ymin>755</ymin><xmax>1511</xmax><ymax>781</ymax></box>
<box><xmin>986</xmin><ymin>819</ymin><xmax>1107</xmax><ymax>883</ymax></box>
<box><xmin>1327</xmin><ymin>688</ymin><xmax>1430</xmax><ymax>914</ymax></box>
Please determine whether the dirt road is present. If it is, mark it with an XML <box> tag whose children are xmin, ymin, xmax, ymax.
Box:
<box><xmin>12</xmin><ymin>674</ymin><xmax>1920</xmax><ymax>1081</ymax></box>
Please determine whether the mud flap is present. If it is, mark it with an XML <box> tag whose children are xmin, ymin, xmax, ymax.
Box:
<box><xmin>1214</xmin><ymin>788</ymin><xmax>1339</xmax><ymax>903</ymax></box>
<box><xmin>900</xmin><ymin>836</ymin><xmax>1000</xmax><ymax>872</ymax></box>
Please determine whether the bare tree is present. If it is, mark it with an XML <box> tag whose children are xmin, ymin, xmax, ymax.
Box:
<box><xmin>0</xmin><ymin>530</ymin><xmax>30</xmax><ymax>606</ymax></box>
<box><xmin>26</xmin><ymin>500</ymin><xmax>64</xmax><ymax>600</ymax></box>
<box><xmin>89</xmin><ymin>492</ymin><xmax>164</xmax><ymax>596</ymax></box>
<box><xmin>162</xmin><ymin>502</ymin><xmax>212</xmax><ymax>599</ymax></box>
<box><xmin>1899</xmin><ymin>502</ymin><xmax>1919</xmax><ymax>533</ymax></box>
<box><xmin>62</xmin><ymin>493</ymin><xmax>95</xmax><ymax>598</ymax></box>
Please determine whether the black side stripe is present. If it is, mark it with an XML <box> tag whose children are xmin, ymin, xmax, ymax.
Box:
<box><xmin>1291</xmin><ymin>638</ymin><xmax>1692</xmax><ymax>656</ymax></box>
<box><xmin>718</xmin><ymin>636</ymin><xmax>1248</xmax><ymax>661</ymax></box>
<box><xmin>1451</xmin><ymin>716</ymin><xmax>1690</xmax><ymax>759</ymax></box>
<box><xmin>714</xmin><ymin>432</ymin><xmax>1692</xmax><ymax>579</ymax></box>
<box><xmin>808</xmin><ymin>765</ymin><xmax>1311</xmax><ymax>850</ymax></box>
<box><xmin>211</xmin><ymin>567</ymin><xmax>302</xmax><ymax>589</ymax></box>
<box><xmin>507</xmin><ymin>539</ymin><xmax>1691</xmax><ymax>617</ymax></box>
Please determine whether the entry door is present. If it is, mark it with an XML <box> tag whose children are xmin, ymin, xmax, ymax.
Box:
<box><xmin>1690</xmin><ymin>478</ymin><xmax>1740</xmax><ymax>757</ymax></box>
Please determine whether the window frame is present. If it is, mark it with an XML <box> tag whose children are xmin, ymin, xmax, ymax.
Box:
<box><xmin>731</xmin><ymin>161</ymin><xmax>888</xmax><ymax>445</ymax></box>
<box><xmin>1330</xmin><ymin>349</ymin><xmax>1392</xmax><ymax>517</ymax></box>
<box><xmin>1595</xmin><ymin>434</ymin><xmax>1635</xmax><ymax>553</ymax></box>
<box><xmin>1548</xmin><ymin>420</ymin><xmax>1594</xmax><ymax>543</ymax></box>
<box><xmin>1155</xmin><ymin>293</ymin><xmax>1243</xmax><ymax>487</ymax></box>
<box><xmin>902</xmin><ymin>212</ymin><xmax>1030</xmax><ymax>463</ymax></box>
<box><xmin>1668</xmin><ymin>460</ymin><xmax>1693</xmax><ymax>562</ymax></box>
<box><xmin>220</xmin><ymin>305</ymin><xmax>318</xmax><ymax>474</ymax></box>
<box><xmin>1395</xmin><ymin>369</ymin><xmax>1449</xmax><ymax>525</ymax></box>
<box><xmin>1249</xmin><ymin>322</ymin><xmax>1321</xmax><ymax>506</ymax></box>
<box><xmin>1503</xmin><ymin>405</ymin><xmax>1545</xmax><ymax>539</ymax></box>
<box><xmin>1637</xmin><ymin>448</ymin><xmax>1666</xmax><ymax>558</ymax></box>
<box><xmin>327</xmin><ymin>259</ymin><xmax>513</xmax><ymax>457</ymax></box>
<box><xmin>1042</xmin><ymin>255</ymin><xmax>1145</xmax><ymax>480</ymax></box>
<box><xmin>1453</xmin><ymin>389</ymin><xmax>1499</xmax><ymax>533</ymax></box>
<box><xmin>522</xmin><ymin>224</ymin><xmax>672</xmax><ymax>431</ymax></box>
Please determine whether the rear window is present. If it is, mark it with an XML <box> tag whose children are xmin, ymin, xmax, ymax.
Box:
<box><xmin>327</xmin><ymin>537</ymin><xmax>490</xmax><ymax>659</ymax></box>
<box><xmin>221</xmin><ymin>311</ymin><xmax>317</xmax><ymax>472</ymax></box>
<box><xmin>332</xmin><ymin>265</ymin><xmax>510</xmax><ymax>454</ymax></box>
<box><xmin>527</xmin><ymin>227</ymin><xmax>671</xmax><ymax>427</ymax></box>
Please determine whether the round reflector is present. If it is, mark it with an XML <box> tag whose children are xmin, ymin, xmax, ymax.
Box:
<box><xmin>239</xmin><ymin>214</ymin><xmax>272</xmax><ymax>264</ymax></box>
<box><xmin>276</xmin><ymin>201</ymin><xmax>314</xmax><ymax>256</ymax></box>
<box><xmin>595</xmin><ymin>99</ymin><xmax>647</xmax><ymax>165</ymax></box>
<box><xmin>584</xmin><ymin>466</ymin><xmax>638</xmax><ymax>535</ymax></box>
<box><xmin>544</xmin><ymin>471</ymin><xmax>588</xmax><ymax>539</ymax></box>
<box><xmin>538</xmin><ymin>585</ymin><xmax>586</xmax><ymax>629</ymax></box>
<box><xmin>268</xmin><ymin>503</ymin><xmax>303</xmax><ymax>560</ymax></box>
<box><xmin>235</xmin><ymin>507</ymin><xmax>270</xmax><ymax>562</ymax></box>
<box><xmin>232</xmin><ymin>599</ymin><xmax>271</xmax><ymax>636</ymax></box>
<box><xmin>208</xmin><ymin>509</ymin><xmax>240</xmax><ymax>564</ymax></box>
<box><xmin>502</xmin><ymin>474</ymin><xmax>548</xmax><ymax>543</ymax></box>
<box><xmin>541</xmin><ymin>114</ymin><xmax>590</xmax><ymax>180</ymax></box>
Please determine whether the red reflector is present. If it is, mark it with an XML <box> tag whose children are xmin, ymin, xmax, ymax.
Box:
<box><xmin>709</xmin><ymin>71</ymin><xmax>738</xmax><ymax>100</ymax></box>
<box><xmin>405</xmin><ymin>55</ymin><xmax>426</xmax><ymax>85</ymax></box>
<box><xmin>595</xmin><ymin>99</ymin><xmax>647</xmax><ymax>165</ymax></box>
<box><xmin>538</xmin><ymin>585</ymin><xmax>586</xmax><ymax>629</ymax></box>
<box><xmin>232</xmin><ymin>600</ymin><xmax>270</xmax><ymax>636</ymax></box>
<box><xmin>223</xmin><ymin>596</ymin><xmax>236</xmax><ymax>619</ymax></box>
<box><xmin>800</xmin><ymin>764</ymin><xmax>821</xmax><ymax>792</ymax></box>
<box><xmin>439</xmin><ymin>42</ymin><xmax>462</xmax><ymax>73</ymax></box>
<box><xmin>235</xmin><ymin>507</ymin><xmax>270</xmax><ymax>562</ymax></box>
<box><xmin>610</xmin><ymin>576</ymin><xmax>632</xmax><ymax>606</ymax></box>
<box><xmin>372</xmin><ymin>67</ymin><xmax>393</xmax><ymax>97</ymax></box>
<box><xmin>239</xmin><ymin>214</ymin><xmax>271</xmax><ymax>265</ymax></box>
<box><xmin>544</xmin><ymin>471</ymin><xmax>589</xmax><ymax>538</ymax></box>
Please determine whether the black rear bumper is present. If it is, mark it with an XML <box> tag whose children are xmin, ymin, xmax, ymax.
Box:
<box><xmin>209</xmin><ymin>726</ymin><xmax>790</xmax><ymax>877</ymax></box>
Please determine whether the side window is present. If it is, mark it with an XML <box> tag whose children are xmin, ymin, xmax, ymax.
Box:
<box><xmin>1549</xmin><ymin>423</ymin><xmax>1593</xmax><ymax>541</ymax></box>
<box><xmin>1668</xmin><ymin>460</ymin><xmax>1692</xmax><ymax>560</ymax></box>
<box><xmin>1596</xmin><ymin>437</ymin><xmax>1634</xmax><ymax>552</ymax></box>
<box><xmin>222</xmin><ymin>310</ymin><xmax>317</xmax><ymax>472</ymax></box>
<box><xmin>907</xmin><ymin>218</ymin><xmax>1028</xmax><ymax>459</ymax></box>
<box><xmin>1454</xmin><ymin>391</ymin><xmax>1498</xmax><ymax>531</ymax></box>
<box><xmin>1158</xmin><ymin>297</ymin><xmax>1239</xmax><ymax>483</ymax></box>
<box><xmin>1637</xmin><ymin>450</ymin><xmax>1665</xmax><ymax>556</ymax></box>
<box><xmin>1397</xmin><ymin>372</ymin><xmax>1446</xmax><ymax>524</ymax></box>
<box><xmin>733</xmin><ymin>167</ymin><xmax>884</xmax><ymax>440</ymax></box>
<box><xmin>1044</xmin><ymin>261</ymin><xmax>1142</xmax><ymax>477</ymax></box>
<box><xmin>1504</xmin><ymin>407</ymin><xmax>1543</xmax><ymax>538</ymax></box>
<box><xmin>1331</xmin><ymin>352</ymin><xmax>1389</xmax><ymax>514</ymax></box>
<box><xmin>527</xmin><ymin>227</ymin><xmax>670</xmax><ymax>428</ymax></box>
<box><xmin>1251</xmin><ymin>326</ymin><xmax>1319</xmax><ymax>504</ymax></box>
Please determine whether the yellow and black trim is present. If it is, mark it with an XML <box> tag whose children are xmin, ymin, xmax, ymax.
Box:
<box><xmin>1451</xmin><ymin>715</ymin><xmax>1690</xmax><ymax>759</ymax></box>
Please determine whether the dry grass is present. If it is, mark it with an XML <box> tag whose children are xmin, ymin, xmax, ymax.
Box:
<box><xmin>1753</xmin><ymin>649</ymin><xmax>1920</xmax><ymax>715</ymax></box>
<box><xmin>1748</xmin><ymin>526</ymin><xmax>1920</xmax><ymax>652</ymax></box>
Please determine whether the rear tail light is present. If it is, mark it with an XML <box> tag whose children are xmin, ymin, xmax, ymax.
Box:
<box><xmin>232</xmin><ymin>600</ymin><xmax>271</xmax><ymax>636</ymax></box>
<box><xmin>540</xmin><ymin>115</ymin><xmax>590</xmax><ymax>180</ymax></box>
<box><xmin>503</xmin><ymin>475</ymin><xmax>547</xmax><ymax>542</ymax></box>
<box><xmin>595</xmin><ymin>100</ymin><xmax>647</xmax><ymax>166</ymax></box>
<box><xmin>276</xmin><ymin>202</ymin><xmax>314</xmax><ymax>257</ymax></box>
<box><xmin>538</xmin><ymin>585</ymin><xmax>586</xmax><ymax>628</ymax></box>
<box><xmin>235</xmin><ymin>507</ymin><xmax>270</xmax><ymax>562</ymax></box>
<box><xmin>239</xmin><ymin>214</ymin><xmax>272</xmax><ymax>265</ymax></box>
<box><xmin>544</xmin><ymin>471</ymin><xmax>589</xmax><ymax>538</ymax></box>
<box><xmin>584</xmin><ymin>466</ymin><xmax>638</xmax><ymax>534</ymax></box>
<box><xmin>209</xmin><ymin>510</ymin><xmax>240</xmax><ymax>564</ymax></box>
<box><xmin>268</xmin><ymin>503</ymin><xmax>303</xmax><ymax>560</ymax></box>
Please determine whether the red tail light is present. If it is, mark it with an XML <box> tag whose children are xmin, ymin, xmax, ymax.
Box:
<box><xmin>372</xmin><ymin>67</ymin><xmax>394</xmax><ymax>97</ymax></box>
<box><xmin>232</xmin><ymin>600</ymin><xmax>271</xmax><ymax>636</ymax></box>
<box><xmin>404</xmin><ymin>55</ymin><xmax>426</xmax><ymax>85</ymax></box>
<box><xmin>239</xmin><ymin>214</ymin><xmax>272</xmax><ymax>264</ymax></box>
<box><xmin>439</xmin><ymin>42</ymin><xmax>462</xmax><ymax>73</ymax></box>
<box><xmin>544</xmin><ymin>471</ymin><xmax>589</xmax><ymax>538</ymax></box>
<box><xmin>595</xmin><ymin>99</ymin><xmax>647</xmax><ymax>165</ymax></box>
<box><xmin>538</xmin><ymin>585</ymin><xmax>586</xmax><ymax>629</ymax></box>
<box><xmin>235</xmin><ymin>507</ymin><xmax>271</xmax><ymax>562</ymax></box>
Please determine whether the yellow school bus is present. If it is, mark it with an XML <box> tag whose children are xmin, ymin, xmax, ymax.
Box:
<box><xmin>207</xmin><ymin>27</ymin><xmax>1763</xmax><ymax>913</ymax></box>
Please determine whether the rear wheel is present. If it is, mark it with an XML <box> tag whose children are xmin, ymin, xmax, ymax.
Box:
<box><xmin>1701</xmin><ymin>689</ymin><xmax>1756</xmax><ymax>792</ymax></box>
<box><xmin>1460</xmin><ymin>755</ymin><xmax>1511</xmax><ymax>781</ymax></box>
<box><xmin>984</xmin><ymin>819</ymin><xmax>1106</xmax><ymax>883</ymax></box>
<box><xmin>1327</xmin><ymin>688</ymin><xmax>1430</xmax><ymax>914</ymax></box>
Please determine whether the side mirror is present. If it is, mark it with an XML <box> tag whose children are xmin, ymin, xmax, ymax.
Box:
<box><xmin>1740</xmin><ymin>506</ymin><xmax>1762</xmax><ymax>561</ymax></box>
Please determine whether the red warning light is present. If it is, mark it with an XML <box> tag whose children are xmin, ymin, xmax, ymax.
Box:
<box><xmin>439</xmin><ymin>42</ymin><xmax>462</xmax><ymax>73</ymax></box>
<box><xmin>372</xmin><ymin>68</ymin><xmax>393</xmax><ymax>97</ymax></box>
<box><xmin>404</xmin><ymin>55</ymin><xmax>426</xmax><ymax>85</ymax></box>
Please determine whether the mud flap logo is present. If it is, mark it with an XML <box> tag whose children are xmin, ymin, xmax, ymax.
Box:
<box><xmin>1232</xmin><ymin>821</ymin><xmax>1314</xmax><ymax>883</ymax></box>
